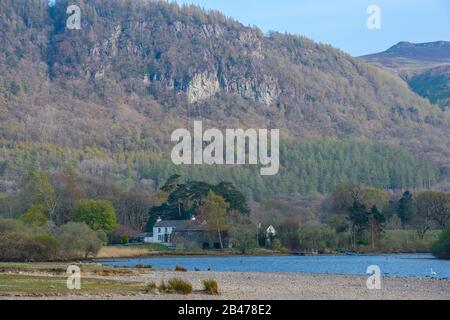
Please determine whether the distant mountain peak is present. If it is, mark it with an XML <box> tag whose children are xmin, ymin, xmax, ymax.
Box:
<box><xmin>386</xmin><ymin>41</ymin><xmax>413</xmax><ymax>52</ymax></box>
<box><xmin>363</xmin><ymin>40</ymin><xmax>450</xmax><ymax>65</ymax></box>
<box><xmin>391</xmin><ymin>40</ymin><xmax>450</xmax><ymax>48</ymax></box>
<box><xmin>362</xmin><ymin>41</ymin><xmax>450</xmax><ymax>110</ymax></box>
<box><xmin>383</xmin><ymin>41</ymin><xmax>450</xmax><ymax>60</ymax></box>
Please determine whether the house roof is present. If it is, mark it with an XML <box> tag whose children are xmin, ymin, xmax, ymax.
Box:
<box><xmin>154</xmin><ymin>220</ymin><xmax>204</xmax><ymax>231</ymax></box>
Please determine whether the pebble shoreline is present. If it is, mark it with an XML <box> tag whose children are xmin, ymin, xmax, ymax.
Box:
<box><xmin>4</xmin><ymin>271</ymin><xmax>449</xmax><ymax>300</ymax></box>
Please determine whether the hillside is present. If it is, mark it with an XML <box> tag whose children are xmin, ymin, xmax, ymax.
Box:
<box><xmin>362</xmin><ymin>41</ymin><xmax>450</xmax><ymax>110</ymax></box>
<box><xmin>409</xmin><ymin>65</ymin><xmax>450</xmax><ymax>110</ymax></box>
<box><xmin>362</xmin><ymin>41</ymin><xmax>450</xmax><ymax>72</ymax></box>
<box><xmin>0</xmin><ymin>0</ymin><xmax>449</xmax><ymax>198</ymax></box>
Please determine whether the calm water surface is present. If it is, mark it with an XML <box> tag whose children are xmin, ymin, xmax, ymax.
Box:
<box><xmin>99</xmin><ymin>254</ymin><xmax>450</xmax><ymax>279</ymax></box>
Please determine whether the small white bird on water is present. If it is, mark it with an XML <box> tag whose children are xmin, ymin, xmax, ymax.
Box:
<box><xmin>430</xmin><ymin>269</ymin><xmax>437</xmax><ymax>278</ymax></box>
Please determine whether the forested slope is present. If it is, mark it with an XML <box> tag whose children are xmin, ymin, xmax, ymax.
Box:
<box><xmin>0</xmin><ymin>0</ymin><xmax>449</xmax><ymax>198</ymax></box>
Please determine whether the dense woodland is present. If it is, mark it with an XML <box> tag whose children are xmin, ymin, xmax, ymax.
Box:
<box><xmin>0</xmin><ymin>137</ymin><xmax>441</xmax><ymax>202</ymax></box>
<box><xmin>409</xmin><ymin>65</ymin><xmax>450</xmax><ymax>111</ymax></box>
<box><xmin>1</xmin><ymin>170</ymin><xmax>449</xmax><ymax>261</ymax></box>
<box><xmin>0</xmin><ymin>0</ymin><xmax>449</xmax><ymax>195</ymax></box>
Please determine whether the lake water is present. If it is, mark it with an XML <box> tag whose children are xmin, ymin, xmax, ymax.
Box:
<box><xmin>98</xmin><ymin>254</ymin><xmax>450</xmax><ymax>279</ymax></box>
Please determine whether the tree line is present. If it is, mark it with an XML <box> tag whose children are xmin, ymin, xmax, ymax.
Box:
<box><xmin>1</xmin><ymin>167</ymin><xmax>449</xmax><ymax>261</ymax></box>
<box><xmin>0</xmin><ymin>137</ymin><xmax>441</xmax><ymax>203</ymax></box>
<box><xmin>249</xmin><ymin>184</ymin><xmax>450</xmax><ymax>256</ymax></box>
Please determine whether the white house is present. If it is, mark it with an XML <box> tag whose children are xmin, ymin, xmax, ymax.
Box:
<box><xmin>145</xmin><ymin>217</ymin><xmax>197</xmax><ymax>245</ymax></box>
<box><xmin>266</xmin><ymin>225</ymin><xmax>276</xmax><ymax>237</ymax></box>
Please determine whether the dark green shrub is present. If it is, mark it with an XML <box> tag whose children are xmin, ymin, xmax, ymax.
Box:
<box><xmin>9</xmin><ymin>81</ymin><xmax>22</xmax><ymax>96</ymax></box>
<box><xmin>20</xmin><ymin>205</ymin><xmax>47</xmax><ymax>226</ymax></box>
<box><xmin>57</xmin><ymin>222</ymin><xmax>102</xmax><ymax>259</ymax></box>
<box><xmin>203</xmin><ymin>279</ymin><xmax>219</xmax><ymax>295</ymax></box>
<box><xmin>26</xmin><ymin>235</ymin><xmax>59</xmax><ymax>261</ymax></box>
<box><xmin>431</xmin><ymin>226</ymin><xmax>450</xmax><ymax>259</ymax></box>
<box><xmin>0</xmin><ymin>218</ymin><xmax>59</xmax><ymax>262</ymax></box>
<box><xmin>0</xmin><ymin>232</ymin><xmax>30</xmax><ymax>261</ymax></box>
<box><xmin>121</xmin><ymin>235</ymin><xmax>129</xmax><ymax>244</ymax></box>
<box><xmin>229</xmin><ymin>223</ymin><xmax>257</xmax><ymax>254</ymax></box>
<box><xmin>298</xmin><ymin>225</ymin><xmax>338</xmax><ymax>253</ymax></box>
<box><xmin>73</xmin><ymin>199</ymin><xmax>117</xmax><ymax>233</ymax></box>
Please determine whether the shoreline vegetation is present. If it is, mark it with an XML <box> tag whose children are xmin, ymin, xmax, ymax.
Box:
<box><xmin>0</xmin><ymin>262</ymin><xmax>448</xmax><ymax>300</ymax></box>
<box><xmin>95</xmin><ymin>244</ymin><xmax>435</xmax><ymax>261</ymax></box>
<box><xmin>1</xmin><ymin>174</ymin><xmax>448</xmax><ymax>263</ymax></box>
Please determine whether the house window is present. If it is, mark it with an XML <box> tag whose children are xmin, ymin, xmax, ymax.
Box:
<box><xmin>158</xmin><ymin>228</ymin><xmax>161</xmax><ymax>233</ymax></box>
<box><xmin>165</xmin><ymin>227</ymin><xmax>168</xmax><ymax>233</ymax></box>
<box><xmin>158</xmin><ymin>235</ymin><xmax>162</xmax><ymax>241</ymax></box>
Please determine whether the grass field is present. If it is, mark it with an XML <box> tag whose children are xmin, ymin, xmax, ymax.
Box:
<box><xmin>0</xmin><ymin>262</ymin><xmax>148</xmax><ymax>297</ymax></box>
<box><xmin>0</xmin><ymin>262</ymin><xmax>146</xmax><ymax>277</ymax></box>
<box><xmin>0</xmin><ymin>274</ymin><xmax>144</xmax><ymax>297</ymax></box>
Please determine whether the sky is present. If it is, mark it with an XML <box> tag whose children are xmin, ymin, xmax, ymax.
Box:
<box><xmin>175</xmin><ymin>0</ymin><xmax>450</xmax><ymax>56</ymax></box>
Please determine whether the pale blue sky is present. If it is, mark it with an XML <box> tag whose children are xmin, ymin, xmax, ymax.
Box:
<box><xmin>175</xmin><ymin>0</ymin><xmax>450</xmax><ymax>56</ymax></box>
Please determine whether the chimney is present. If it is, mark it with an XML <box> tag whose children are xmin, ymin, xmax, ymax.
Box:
<box><xmin>157</xmin><ymin>217</ymin><xmax>162</xmax><ymax>223</ymax></box>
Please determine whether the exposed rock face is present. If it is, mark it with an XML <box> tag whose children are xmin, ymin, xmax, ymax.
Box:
<box><xmin>188</xmin><ymin>72</ymin><xmax>220</xmax><ymax>103</ymax></box>
<box><xmin>187</xmin><ymin>71</ymin><xmax>281</xmax><ymax>105</ymax></box>
<box><xmin>223</xmin><ymin>75</ymin><xmax>280</xmax><ymax>106</ymax></box>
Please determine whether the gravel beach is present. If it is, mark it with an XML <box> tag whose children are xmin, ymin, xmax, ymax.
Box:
<box><xmin>122</xmin><ymin>271</ymin><xmax>450</xmax><ymax>300</ymax></box>
<box><xmin>5</xmin><ymin>271</ymin><xmax>448</xmax><ymax>300</ymax></box>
